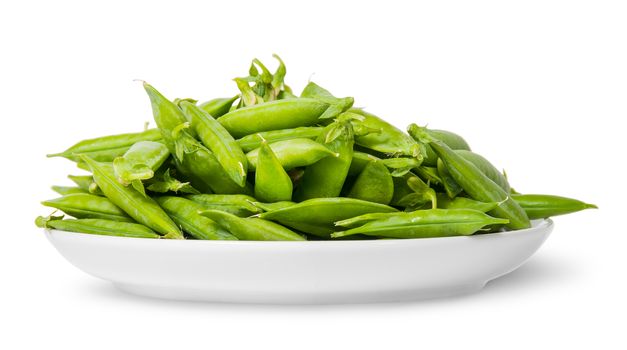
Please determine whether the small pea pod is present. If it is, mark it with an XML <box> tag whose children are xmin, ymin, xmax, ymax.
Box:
<box><xmin>331</xmin><ymin>209</ymin><xmax>509</xmax><ymax>239</ymax></box>
<box><xmin>236</xmin><ymin>126</ymin><xmax>324</xmax><ymax>152</ymax></box>
<box><xmin>409</xmin><ymin>124</ymin><xmax>530</xmax><ymax>230</ymax></box>
<box><xmin>156</xmin><ymin>196</ymin><xmax>237</xmax><ymax>240</ymax></box>
<box><xmin>198</xmin><ymin>95</ymin><xmax>239</xmax><ymax>118</ymax></box>
<box><xmin>347</xmin><ymin>161</ymin><xmax>394</xmax><ymax>205</ymax></box>
<box><xmin>113</xmin><ymin>141</ymin><xmax>170</xmax><ymax>195</ymax></box>
<box><xmin>47</xmin><ymin>128</ymin><xmax>163</xmax><ymax>162</ymax></box>
<box><xmin>218</xmin><ymin>98</ymin><xmax>330</xmax><ymax>138</ymax></box>
<box><xmin>51</xmin><ymin>186</ymin><xmax>89</xmax><ymax>196</ymax></box>
<box><xmin>255</xmin><ymin>138</ymin><xmax>293</xmax><ymax>202</ymax></box>
<box><xmin>350</xmin><ymin>108</ymin><xmax>422</xmax><ymax>158</ymax></box>
<box><xmin>80</xmin><ymin>155</ymin><xmax>183</xmax><ymax>238</ymax></box>
<box><xmin>300</xmin><ymin>81</ymin><xmax>354</xmax><ymax>120</ymax></box>
<box><xmin>436</xmin><ymin>195</ymin><xmax>499</xmax><ymax>212</ymax></box>
<box><xmin>295</xmin><ymin>115</ymin><xmax>354</xmax><ymax>200</ymax></box>
<box><xmin>36</xmin><ymin>216</ymin><xmax>160</xmax><ymax>239</ymax></box>
<box><xmin>246</xmin><ymin>138</ymin><xmax>338</xmax><ymax>171</ymax></box>
<box><xmin>199</xmin><ymin>210</ymin><xmax>305</xmax><ymax>241</ymax></box>
<box><xmin>186</xmin><ymin>194</ymin><xmax>262</xmax><ymax>217</ymax></box>
<box><xmin>422</xmin><ymin>129</ymin><xmax>471</xmax><ymax>166</ymax></box>
<box><xmin>511</xmin><ymin>194</ymin><xmax>598</xmax><ymax>219</ymax></box>
<box><xmin>41</xmin><ymin>193</ymin><xmax>134</xmax><ymax>222</ymax></box>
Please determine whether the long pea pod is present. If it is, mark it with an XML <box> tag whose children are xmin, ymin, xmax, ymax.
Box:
<box><xmin>456</xmin><ymin>150</ymin><xmax>511</xmax><ymax>193</ymax></box>
<box><xmin>414</xmin><ymin>166</ymin><xmax>443</xmax><ymax>186</ymax></box>
<box><xmin>41</xmin><ymin>193</ymin><xmax>134</xmax><ymax>222</ymax></box>
<box><xmin>331</xmin><ymin>209</ymin><xmax>509</xmax><ymax>238</ymax></box>
<box><xmin>186</xmin><ymin>194</ymin><xmax>262</xmax><ymax>217</ymax></box>
<box><xmin>113</xmin><ymin>141</ymin><xmax>170</xmax><ymax>195</ymax></box>
<box><xmin>80</xmin><ymin>155</ymin><xmax>183</xmax><ymax>238</ymax></box>
<box><xmin>437</xmin><ymin>158</ymin><xmax>464</xmax><ymax>198</ymax></box>
<box><xmin>36</xmin><ymin>216</ymin><xmax>160</xmax><ymax>239</ymax></box>
<box><xmin>218</xmin><ymin>98</ymin><xmax>330</xmax><ymax>138</ymax></box>
<box><xmin>246</xmin><ymin>138</ymin><xmax>338</xmax><ymax>171</ymax></box>
<box><xmin>199</xmin><ymin>210</ymin><xmax>305</xmax><ymax>241</ymax></box>
<box><xmin>199</xmin><ymin>95</ymin><xmax>239</xmax><ymax>118</ymax></box>
<box><xmin>51</xmin><ymin>186</ymin><xmax>89</xmax><ymax>196</ymax></box>
<box><xmin>409</xmin><ymin>124</ymin><xmax>530</xmax><ymax>230</ymax></box>
<box><xmin>422</xmin><ymin>129</ymin><xmax>471</xmax><ymax>166</ymax></box>
<box><xmin>295</xmin><ymin>115</ymin><xmax>354</xmax><ymax>200</ymax></box>
<box><xmin>347</xmin><ymin>161</ymin><xmax>394</xmax><ymax>205</ymax></box>
<box><xmin>249</xmin><ymin>201</ymin><xmax>296</xmax><ymax>212</ymax></box>
<box><xmin>436</xmin><ymin>194</ymin><xmax>499</xmax><ymax>212</ymax></box>
<box><xmin>300</xmin><ymin>81</ymin><xmax>354</xmax><ymax>120</ymax></box>
<box><xmin>236</xmin><ymin>126</ymin><xmax>324</xmax><ymax>152</ymax></box>
<box><xmin>156</xmin><ymin>196</ymin><xmax>238</xmax><ymax>240</ymax></box>
<box><xmin>179</xmin><ymin>100</ymin><xmax>248</xmax><ymax>186</ymax></box>
<box><xmin>254</xmin><ymin>139</ymin><xmax>293</xmax><ymax>202</ymax></box>
<box><xmin>47</xmin><ymin>128</ymin><xmax>163</xmax><ymax>162</ymax></box>
<box><xmin>511</xmin><ymin>194</ymin><xmax>597</xmax><ymax>219</ymax></box>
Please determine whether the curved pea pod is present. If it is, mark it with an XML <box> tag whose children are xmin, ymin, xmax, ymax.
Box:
<box><xmin>80</xmin><ymin>155</ymin><xmax>183</xmax><ymax>238</ymax></box>
<box><xmin>198</xmin><ymin>95</ymin><xmax>239</xmax><ymax>118</ymax></box>
<box><xmin>422</xmin><ymin>128</ymin><xmax>471</xmax><ymax>166</ymax></box>
<box><xmin>436</xmin><ymin>194</ymin><xmax>499</xmax><ymax>212</ymax></box>
<box><xmin>511</xmin><ymin>194</ymin><xmax>598</xmax><ymax>219</ymax></box>
<box><xmin>349</xmin><ymin>108</ymin><xmax>422</xmax><ymax>158</ymax></box>
<box><xmin>186</xmin><ymin>194</ymin><xmax>261</xmax><ymax>217</ymax></box>
<box><xmin>113</xmin><ymin>141</ymin><xmax>170</xmax><ymax>195</ymax></box>
<box><xmin>249</xmin><ymin>201</ymin><xmax>296</xmax><ymax>212</ymax></box>
<box><xmin>456</xmin><ymin>150</ymin><xmax>511</xmax><ymax>193</ymax></box>
<box><xmin>218</xmin><ymin>98</ymin><xmax>330</xmax><ymax>138</ymax></box>
<box><xmin>199</xmin><ymin>210</ymin><xmax>305</xmax><ymax>241</ymax></box>
<box><xmin>36</xmin><ymin>216</ymin><xmax>160</xmax><ymax>239</ymax></box>
<box><xmin>246</xmin><ymin>138</ymin><xmax>338</xmax><ymax>171</ymax></box>
<box><xmin>179</xmin><ymin>101</ymin><xmax>248</xmax><ymax>186</ymax></box>
<box><xmin>437</xmin><ymin>158</ymin><xmax>463</xmax><ymax>198</ymax></box>
<box><xmin>300</xmin><ymin>81</ymin><xmax>354</xmax><ymax>120</ymax></box>
<box><xmin>51</xmin><ymin>186</ymin><xmax>89</xmax><ymax>196</ymax></box>
<box><xmin>236</xmin><ymin>126</ymin><xmax>324</xmax><ymax>152</ymax></box>
<box><xmin>295</xmin><ymin>116</ymin><xmax>354</xmax><ymax>200</ymax></box>
<box><xmin>409</xmin><ymin>124</ymin><xmax>530</xmax><ymax>230</ymax></box>
<box><xmin>41</xmin><ymin>193</ymin><xmax>134</xmax><ymax>222</ymax></box>
<box><xmin>254</xmin><ymin>139</ymin><xmax>293</xmax><ymax>202</ymax></box>
<box><xmin>258</xmin><ymin>197</ymin><xmax>398</xmax><ymax>237</ymax></box>
<box><xmin>156</xmin><ymin>196</ymin><xmax>237</xmax><ymax>240</ymax></box>
<box><xmin>347</xmin><ymin>161</ymin><xmax>394</xmax><ymax>205</ymax></box>
<box><xmin>47</xmin><ymin>128</ymin><xmax>163</xmax><ymax>162</ymax></box>
<box><xmin>331</xmin><ymin>209</ymin><xmax>509</xmax><ymax>239</ymax></box>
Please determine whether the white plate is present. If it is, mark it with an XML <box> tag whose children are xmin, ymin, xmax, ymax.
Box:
<box><xmin>45</xmin><ymin>219</ymin><xmax>553</xmax><ymax>304</ymax></box>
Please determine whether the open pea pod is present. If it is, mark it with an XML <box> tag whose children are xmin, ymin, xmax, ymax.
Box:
<box><xmin>254</xmin><ymin>138</ymin><xmax>293</xmax><ymax>202</ymax></box>
<box><xmin>246</xmin><ymin>138</ymin><xmax>338</xmax><ymax>171</ymax></box>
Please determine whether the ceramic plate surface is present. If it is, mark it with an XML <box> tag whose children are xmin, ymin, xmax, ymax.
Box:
<box><xmin>45</xmin><ymin>219</ymin><xmax>553</xmax><ymax>304</ymax></box>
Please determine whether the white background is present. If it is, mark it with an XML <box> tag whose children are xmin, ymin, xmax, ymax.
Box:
<box><xmin>1</xmin><ymin>0</ymin><xmax>625</xmax><ymax>349</ymax></box>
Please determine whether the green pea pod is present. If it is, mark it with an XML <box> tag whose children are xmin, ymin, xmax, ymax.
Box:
<box><xmin>41</xmin><ymin>193</ymin><xmax>134</xmax><ymax>222</ymax></box>
<box><xmin>300</xmin><ymin>81</ymin><xmax>354</xmax><ymax>120</ymax></box>
<box><xmin>414</xmin><ymin>166</ymin><xmax>442</xmax><ymax>185</ymax></box>
<box><xmin>51</xmin><ymin>186</ymin><xmax>89</xmax><ymax>196</ymax></box>
<box><xmin>249</xmin><ymin>201</ymin><xmax>296</xmax><ymax>212</ymax></box>
<box><xmin>178</xmin><ymin>101</ymin><xmax>248</xmax><ymax>186</ymax></box>
<box><xmin>331</xmin><ymin>209</ymin><xmax>509</xmax><ymax>238</ymax></box>
<box><xmin>113</xmin><ymin>141</ymin><xmax>170</xmax><ymax>196</ymax></box>
<box><xmin>236</xmin><ymin>126</ymin><xmax>324</xmax><ymax>152</ymax></box>
<box><xmin>80</xmin><ymin>155</ymin><xmax>183</xmax><ymax>238</ymax></box>
<box><xmin>218</xmin><ymin>98</ymin><xmax>330</xmax><ymax>138</ymax></box>
<box><xmin>145</xmin><ymin>168</ymin><xmax>199</xmax><ymax>195</ymax></box>
<box><xmin>258</xmin><ymin>197</ymin><xmax>398</xmax><ymax>237</ymax></box>
<box><xmin>47</xmin><ymin>128</ymin><xmax>163</xmax><ymax>162</ymax></box>
<box><xmin>246</xmin><ymin>138</ymin><xmax>338</xmax><ymax>171</ymax></box>
<box><xmin>511</xmin><ymin>194</ymin><xmax>598</xmax><ymax>219</ymax></box>
<box><xmin>68</xmin><ymin>175</ymin><xmax>93</xmax><ymax>191</ymax></box>
<box><xmin>350</xmin><ymin>108</ymin><xmax>422</xmax><ymax>158</ymax></box>
<box><xmin>437</xmin><ymin>158</ymin><xmax>464</xmax><ymax>198</ymax></box>
<box><xmin>409</xmin><ymin>124</ymin><xmax>530</xmax><ymax>230</ymax></box>
<box><xmin>277</xmin><ymin>90</ymin><xmax>297</xmax><ymax>100</ymax></box>
<box><xmin>334</xmin><ymin>212</ymin><xmax>393</xmax><ymax>229</ymax></box>
<box><xmin>456</xmin><ymin>150</ymin><xmax>511</xmax><ymax>193</ymax></box>
<box><xmin>390</xmin><ymin>174</ymin><xmax>436</xmax><ymax>209</ymax></box>
<box><xmin>436</xmin><ymin>194</ymin><xmax>499</xmax><ymax>212</ymax></box>
<box><xmin>347</xmin><ymin>161</ymin><xmax>394</xmax><ymax>205</ymax></box>
<box><xmin>36</xmin><ymin>216</ymin><xmax>160</xmax><ymax>239</ymax></box>
<box><xmin>198</xmin><ymin>95</ymin><xmax>239</xmax><ymax>118</ymax></box>
<box><xmin>186</xmin><ymin>194</ymin><xmax>262</xmax><ymax>217</ymax></box>
<box><xmin>199</xmin><ymin>210</ymin><xmax>305</xmax><ymax>241</ymax></box>
<box><xmin>156</xmin><ymin>196</ymin><xmax>238</xmax><ymax>240</ymax></box>
<box><xmin>348</xmin><ymin>151</ymin><xmax>379</xmax><ymax>176</ymax></box>
<box><xmin>143</xmin><ymin>82</ymin><xmax>194</xmax><ymax>150</ymax></box>
<box><xmin>295</xmin><ymin>116</ymin><xmax>354</xmax><ymax>200</ymax></box>
<box><xmin>255</xmin><ymin>139</ymin><xmax>293</xmax><ymax>202</ymax></box>
<box><xmin>423</xmin><ymin>129</ymin><xmax>471</xmax><ymax>166</ymax></box>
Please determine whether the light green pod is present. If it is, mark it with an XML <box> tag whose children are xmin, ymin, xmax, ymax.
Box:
<box><xmin>68</xmin><ymin>175</ymin><xmax>95</xmax><ymax>191</ymax></box>
<box><xmin>199</xmin><ymin>210</ymin><xmax>305</xmax><ymax>241</ymax></box>
<box><xmin>456</xmin><ymin>150</ymin><xmax>511</xmax><ymax>193</ymax></box>
<box><xmin>249</xmin><ymin>201</ymin><xmax>296</xmax><ymax>212</ymax></box>
<box><xmin>51</xmin><ymin>186</ymin><xmax>89</xmax><ymax>196</ymax></box>
<box><xmin>36</xmin><ymin>216</ymin><xmax>160</xmax><ymax>239</ymax></box>
<box><xmin>255</xmin><ymin>140</ymin><xmax>293</xmax><ymax>202</ymax></box>
<box><xmin>113</xmin><ymin>141</ymin><xmax>170</xmax><ymax>195</ymax></box>
<box><xmin>80</xmin><ymin>155</ymin><xmax>183</xmax><ymax>238</ymax></box>
<box><xmin>300</xmin><ymin>81</ymin><xmax>354</xmax><ymax>120</ymax></box>
<box><xmin>246</xmin><ymin>138</ymin><xmax>338</xmax><ymax>171</ymax></box>
<box><xmin>437</xmin><ymin>158</ymin><xmax>463</xmax><ymax>198</ymax></box>
<box><xmin>156</xmin><ymin>196</ymin><xmax>237</xmax><ymax>240</ymax></box>
<box><xmin>347</xmin><ymin>161</ymin><xmax>394</xmax><ymax>205</ymax></box>
<box><xmin>41</xmin><ymin>193</ymin><xmax>134</xmax><ymax>222</ymax></box>
<box><xmin>436</xmin><ymin>195</ymin><xmax>499</xmax><ymax>212</ymax></box>
<box><xmin>186</xmin><ymin>194</ymin><xmax>262</xmax><ymax>217</ymax></box>
<box><xmin>236</xmin><ymin>126</ymin><xmax>324</xmax><ymax>152</ymax></box>
<box><xmin>199</xmin><ymin>96</ymin><xmax>239</xmax><ymax>118</ymax></box>
<box><xmin>511</xmin><ymin>194</ymin><xmax>598</xmax><ymax>219</ymax></box>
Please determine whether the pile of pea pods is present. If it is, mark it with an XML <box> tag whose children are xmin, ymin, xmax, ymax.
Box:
<box><xmin>36</xmin><ymin>55</ymin><xmax>597</xmax><ymax>240</ymax></box>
